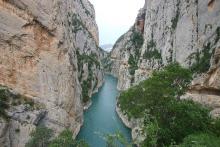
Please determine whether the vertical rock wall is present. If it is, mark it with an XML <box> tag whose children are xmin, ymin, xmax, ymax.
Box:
<box><xmin>110</xmin><ymin>0</ymin><xmax>220</xmax><ymax>114</ymax></box>
<box><xmin>0</xmin><ymin>0</ymin><xmax>103</xmax><ymax>146</ymax></box>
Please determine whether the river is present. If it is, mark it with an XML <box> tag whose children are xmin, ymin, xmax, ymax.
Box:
<box><xmin>77</xmin><ymin>75</ymin><xmax>131</xmax><ymax>146</ymax></box>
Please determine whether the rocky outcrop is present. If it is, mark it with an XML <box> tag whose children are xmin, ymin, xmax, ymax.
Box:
<box><xmin>116</xmin><ymin>104</ymin><xmax>145</xmax><ymax>145</ymax></box>
<box><xmin>110</xmin><ymin>0</ymin><xmax>220</xmax><ymax>109</ymax></box>
<box><xmin>110</xmin><ymin>0</ymin><xmax>220</xmax><ymax>90</ymax></box>
<box><xmin>182</xmin><ymin>45</ymin><xmax>220</xmax><ymax>117</ymax></box>
<box><xmin>111</xmin><ymin>0</ymin><xmax>220</xmax><ymax>143</ymax></box>
<box><xmin>0</xmin><ymin>0</ymin><xmax>103</xmax><ymax>146</ymax></box>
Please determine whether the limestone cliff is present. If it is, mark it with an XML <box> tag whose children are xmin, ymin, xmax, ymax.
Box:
<box><xmin>0</xmin><ymin>0</ymin><xmax>103</xmax><ymax>146</ymax></box>
<box><xmin>110</xmin><ymin>0</ymin><xmax>220</xmax><ymax>113</ymax></box>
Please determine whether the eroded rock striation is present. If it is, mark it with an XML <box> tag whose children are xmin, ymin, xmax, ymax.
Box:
<box><xmin>0</xmin><ymin>0</ymin><xmax>103</xmax><ymax>146</ymax></box>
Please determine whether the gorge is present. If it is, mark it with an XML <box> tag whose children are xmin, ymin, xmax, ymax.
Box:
<box><xmin>0</xmin><ymin>0</ymin><xmax>220</xmax><ymax>147</ymax></box>
<box><xmin>77</xmin><ymin>75</ymin><xmax>131</xmax><ymax>146</ymax></box>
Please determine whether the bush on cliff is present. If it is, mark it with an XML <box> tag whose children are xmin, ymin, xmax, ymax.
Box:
<box><xmin>104</xmin><ymin>131</ymin><xmax>132</xmax><ymax>147</ymax></box>
<box><xmin>119</xmin><ymin>63</ymin><xmax>192</xmax><ymax>118</ymax></box>
<box><xmin>178</xmin><ymin>133</ymin><xmax>220</xmax><ymax>147</ymax></box>
<box><xmin>118</xmin><ymin>63</ymin><xmax>220</xmax><ymax>146</ymax></box>
<box><xmin>49</xmin><ymin>129</ymin><xmax>88</xmax><ymax>147</ymax></box>
<box><xmin>26</xmin><ymin>127</ymin><xmax>88</xmax><ymax>147</ymax></box>
<box><xmin>0</xmin><ymin>88</ymin><xmax>10</xmax><ymax>120</ymax></box>
<box><xmin>25</xmin><ymin>126</ymin><xmax>53</xmax><ymax>147</ymax></box>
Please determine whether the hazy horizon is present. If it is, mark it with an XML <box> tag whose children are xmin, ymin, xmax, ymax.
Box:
<box><xmin>89</xmin><ymin>0</ymin><xmax>145</xmax><ymax>46</ymax></box>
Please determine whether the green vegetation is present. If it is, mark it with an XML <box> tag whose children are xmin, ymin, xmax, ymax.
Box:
<box><xmin>128</xmin><ymin>54</ymin><xmax>138</xmax><ymax>75</ymax></box>
<box><xmin>104</xmin><ymin>131</ymin><xmax>132</xmax><ymax>147</ymax></box>
<box><xmin>0</xmin><ymin>88</ymin><xmax>9</xmax><ymax>119</ymax></box>
<box><xmin>76</xmin><ymin>50</ymin><xmax>100</xmax><ymax>103</ymax></box>
<box><xmin>190</xmin><ymin>43</ymin><xmax>213</xmax><ymax>74</ymax></box>
<box><xmin>15</xmin><ymin>128</ymin><xmax>20</xmax><ymax>133</ymax></box>
<box><xmin>26</xmin><ymin>127</ymin><xmax>88</xmax><ymax>147</ymax></box>
<box><xmin>118</xmin><ymin>63</ymin><xmax>220</xmax><ymax>146</ymax></box>
<box><xmin>72</xmin><ymin>14</ymin><xmax>84</xmax><ymax>33</ymax></box>
<box><xmin>143</xmin><ymin>49</ymin><xmax>161</xmax><ymax>60</ymax></box>
<box><xmin>178</xmin><ymin>133</ymin><xmax>220</xmax><ymax>147</ymax></box>
<box><xmin>130</xmin><ymin>31</ymin><xmax>144</xmax><ymax>49</ymax></box>
<box><xmin>81</xmin><ymin>80</ymin><xmax>91</xmax><ymax>103</ymax></box>
<box><xmin>187</xmin><ymin>26</ymin><xmax>220</xmax><ymax>74</ymax></box>
<box><xmin>147</xmin><ymin>39</ymin><xmax>156</xmax><ymax>49</ymax></box>
<box><xmin>127</xmin><ymin>30</ymin><xmax>143</xmax><ymax>76</ymax></box>
<box><xmin>71</xmin><ymin>14</ymin><xmax>94</xmax><ymax>40</ymax></box>
<box><xmin>0</xmin><ymin>86</ymin><xmax>42</xmax><ymax>120</ymax></box>
<box><xmin>215</xmin><ymin>26</ymin><xmax>220</xmax><ymax>44</ymax></box>
<box><xmin>102</xmin><ymin>55</ymin><xmax>113</xmax><ymax>72</ymax></box>
<box><xmin>143</xmin><ymin>39</ymin><xmax>162</xmax><ymax>60</ymax></box>
<box><xmin>119</xmin><ymin>63</ymin><xmax>192</xmax><ymax>118</ymax></box>
<box><xmin>76</xmin><ymin>50</ymin><xmax>100</xmax><ymax>72</ymax></box>
<box><xmin>209</xmin><ymin>118</ymin><xmax>220</xmax><ymax>137</ymax></box>
<box><xmin>25</xmin><ymin>126</ymin><xmax>53</xmax><ymax>147</ymax></box>
<box><xmin>71</xmin><ymin>14</ymin><xmax>95</xmax><ymax>42</ymax></box>
<box><xmin>49</xmin><ymin>129</ymin><xmax>88</xmax><ymax>147</ymax></box>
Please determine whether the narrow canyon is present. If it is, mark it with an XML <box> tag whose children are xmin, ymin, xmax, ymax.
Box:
<box><xmin>0</xmin><ymin>0</ymin><xmax>220</xmax><ymax>147</ymax></box>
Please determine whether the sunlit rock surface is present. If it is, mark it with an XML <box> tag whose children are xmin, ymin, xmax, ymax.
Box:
<box><xmin>0</xmin><ymin>0</ymin><xmax>103</xmax><ymax>146</ymax></box>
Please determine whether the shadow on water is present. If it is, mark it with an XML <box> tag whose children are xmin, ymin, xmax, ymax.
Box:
<box><xmin>77</xmin><ymin>75</ymin><xmax>132</xmax><ymax>147</ymax></box>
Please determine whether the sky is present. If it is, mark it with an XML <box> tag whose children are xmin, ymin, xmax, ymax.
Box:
<box><xmin>89</xmin><ymin>0</ymin><xmax>145</xmax><ymax>46</ymax></box>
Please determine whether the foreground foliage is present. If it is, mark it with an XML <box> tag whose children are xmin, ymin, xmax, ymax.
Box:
<box><xmin>26</xmin><ymin>127</ymin><xmax>88</xmax><ymax>147</ymax></box>
<box><xmin>118</xmin><ymin>63</ymin><xmax>220</xmax><ymax>146</ymax></box>
<box><xmin>49</xmin><ymin>130</ymin><xmax>88</xmax><ymax>147</ymax></box>
<box><xmin>104</xmin><ymin>131</ymin><xmax>132</xmax><ymax>147</ymax></box>
<box><xmin>178</xmin><ymin>133</ymin><xmax>220</xmax><ymax>147</ymax></box>
<box><xmin>25</xmin><ymin>126</ymin><xmax>53</xmax><ymax>147</ymax></box>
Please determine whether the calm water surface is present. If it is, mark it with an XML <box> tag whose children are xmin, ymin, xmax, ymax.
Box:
<box><xmin>77</xmin><ymin>75</ymin><xmax>131</xmax><ymax>147</ymax></box>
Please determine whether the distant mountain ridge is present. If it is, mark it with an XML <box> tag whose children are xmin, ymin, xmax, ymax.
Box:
<box><xmin>101</xmin><ymin>44</ymin><xmax>113</xmax><ymax>52</ymax></box>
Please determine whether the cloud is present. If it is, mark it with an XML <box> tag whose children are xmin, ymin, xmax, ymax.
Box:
<box><xmin>89</xmin><ymin>0</ymin><xmax>145</xmax><ymax>45</ymax></box>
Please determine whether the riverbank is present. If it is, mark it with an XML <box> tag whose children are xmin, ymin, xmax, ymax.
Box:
<box><xmin>115</xmin><ymin>103</ymin><xmax>145</xmax><ymax>145</ymax></box>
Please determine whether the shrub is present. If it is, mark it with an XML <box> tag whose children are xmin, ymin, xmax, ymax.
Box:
<box><xmin>119</xmin><ymin>63</ymin><xmax>192</xmax><ymax>118</ymax></box>
<box><xmin>155</xmin><ymin>100</ymin><xmax>210</xmax><ymax>145</ymax></box>
<box><xmin>209</xmin><ymin>118</ymin><xmax>220</xmax><ymax>137</ymax></box>
<box><xmin>128</xmin><ymin>54</ymin><xmax>138</xmax><ymax>75</ymax></box>
<box><xmin>81</xmin><ymin>80</ymin><xmax>91</xmax><ymax>103</ymax></box>
<box><xmin>118</xmin><ymin>63</ymin><xmax>216</xmax><ymax>145</ymax></box>
<box><xmin>178</xmin><ymin>133</ymin><xmax>220</xmax><ymax>147</ymax></box>
<box><xmin>190</xmin><ymin>43</ymin><xmax>213</xmax><ymax>74</ymax></box>
<box><xmin>143</xmin><ymin>49</ymin><xmax>161</xmax><ymax>60</ymax></box>
<box><xmin>131</xmin><ymin>31</ymin><xmax>144</xmax><ymax>49</ymax></box>
<box><xmin>25</xmin><ymin>126</ymin><xmax>53</xmax><ymax>147</ymax></box>
<box><xmin>104</xmin><ymin>131</ymin><xmax>132</xmax><ymax>147</ymax></box>
<box><xmin>127</xmin><ymin>30</ymin><xmax>143</xmax><ymax>76</ymax></box>
<box><xmin>143</xmin><ymin>38</ymin><xmax>162</xmax><ymax>60</ymax></box>
<box><xmin>49</xmin><ymin>129</ymin><xmax>88</xmax><ymax>147</ymax></box>
<box><xmin>0</xmin><ymin>89</ymin><xmax>9</xmax><ymax>119</ymax></box>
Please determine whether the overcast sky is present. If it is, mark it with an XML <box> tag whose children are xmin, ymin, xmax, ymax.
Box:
<box><xmin>89</xmin><ymin>0</ymin><xmax>145</xmax><ymax>46</ymax></box>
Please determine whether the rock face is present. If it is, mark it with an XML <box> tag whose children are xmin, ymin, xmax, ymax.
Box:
<box><xmin>182</xmin><ymin>45</ymin><xmax>220</xmax><ymax>117</ymax></box>
<box><xmin>111</xmin><ymin>0</ymin><xmax>220</xmax><ymax>90</ymax></box>
<box><xmin>110</xmin><ymin>0</ymin><xmax>220</xmax><ymax>110</ymax></box>
<box><xmin>110</xmin><ymin>0</ymin><xmax>220</xmax><ymax>142</ymax></box>
<box><xmin>0</xmin><ymin>0</ymin><xmax>103</xmax><ymax>146</ymax></box>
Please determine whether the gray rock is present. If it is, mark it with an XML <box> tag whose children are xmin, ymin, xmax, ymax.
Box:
<box><xmin>0</xmin><ymin>0</ymin><xmax>104</xmax><ymax>146</ymax></box>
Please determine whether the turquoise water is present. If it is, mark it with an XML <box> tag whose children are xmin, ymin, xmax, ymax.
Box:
<box><xmin>77</xmin><ymin>75</ymin><xmax>131</xmax><ymax>147</ymax></box>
